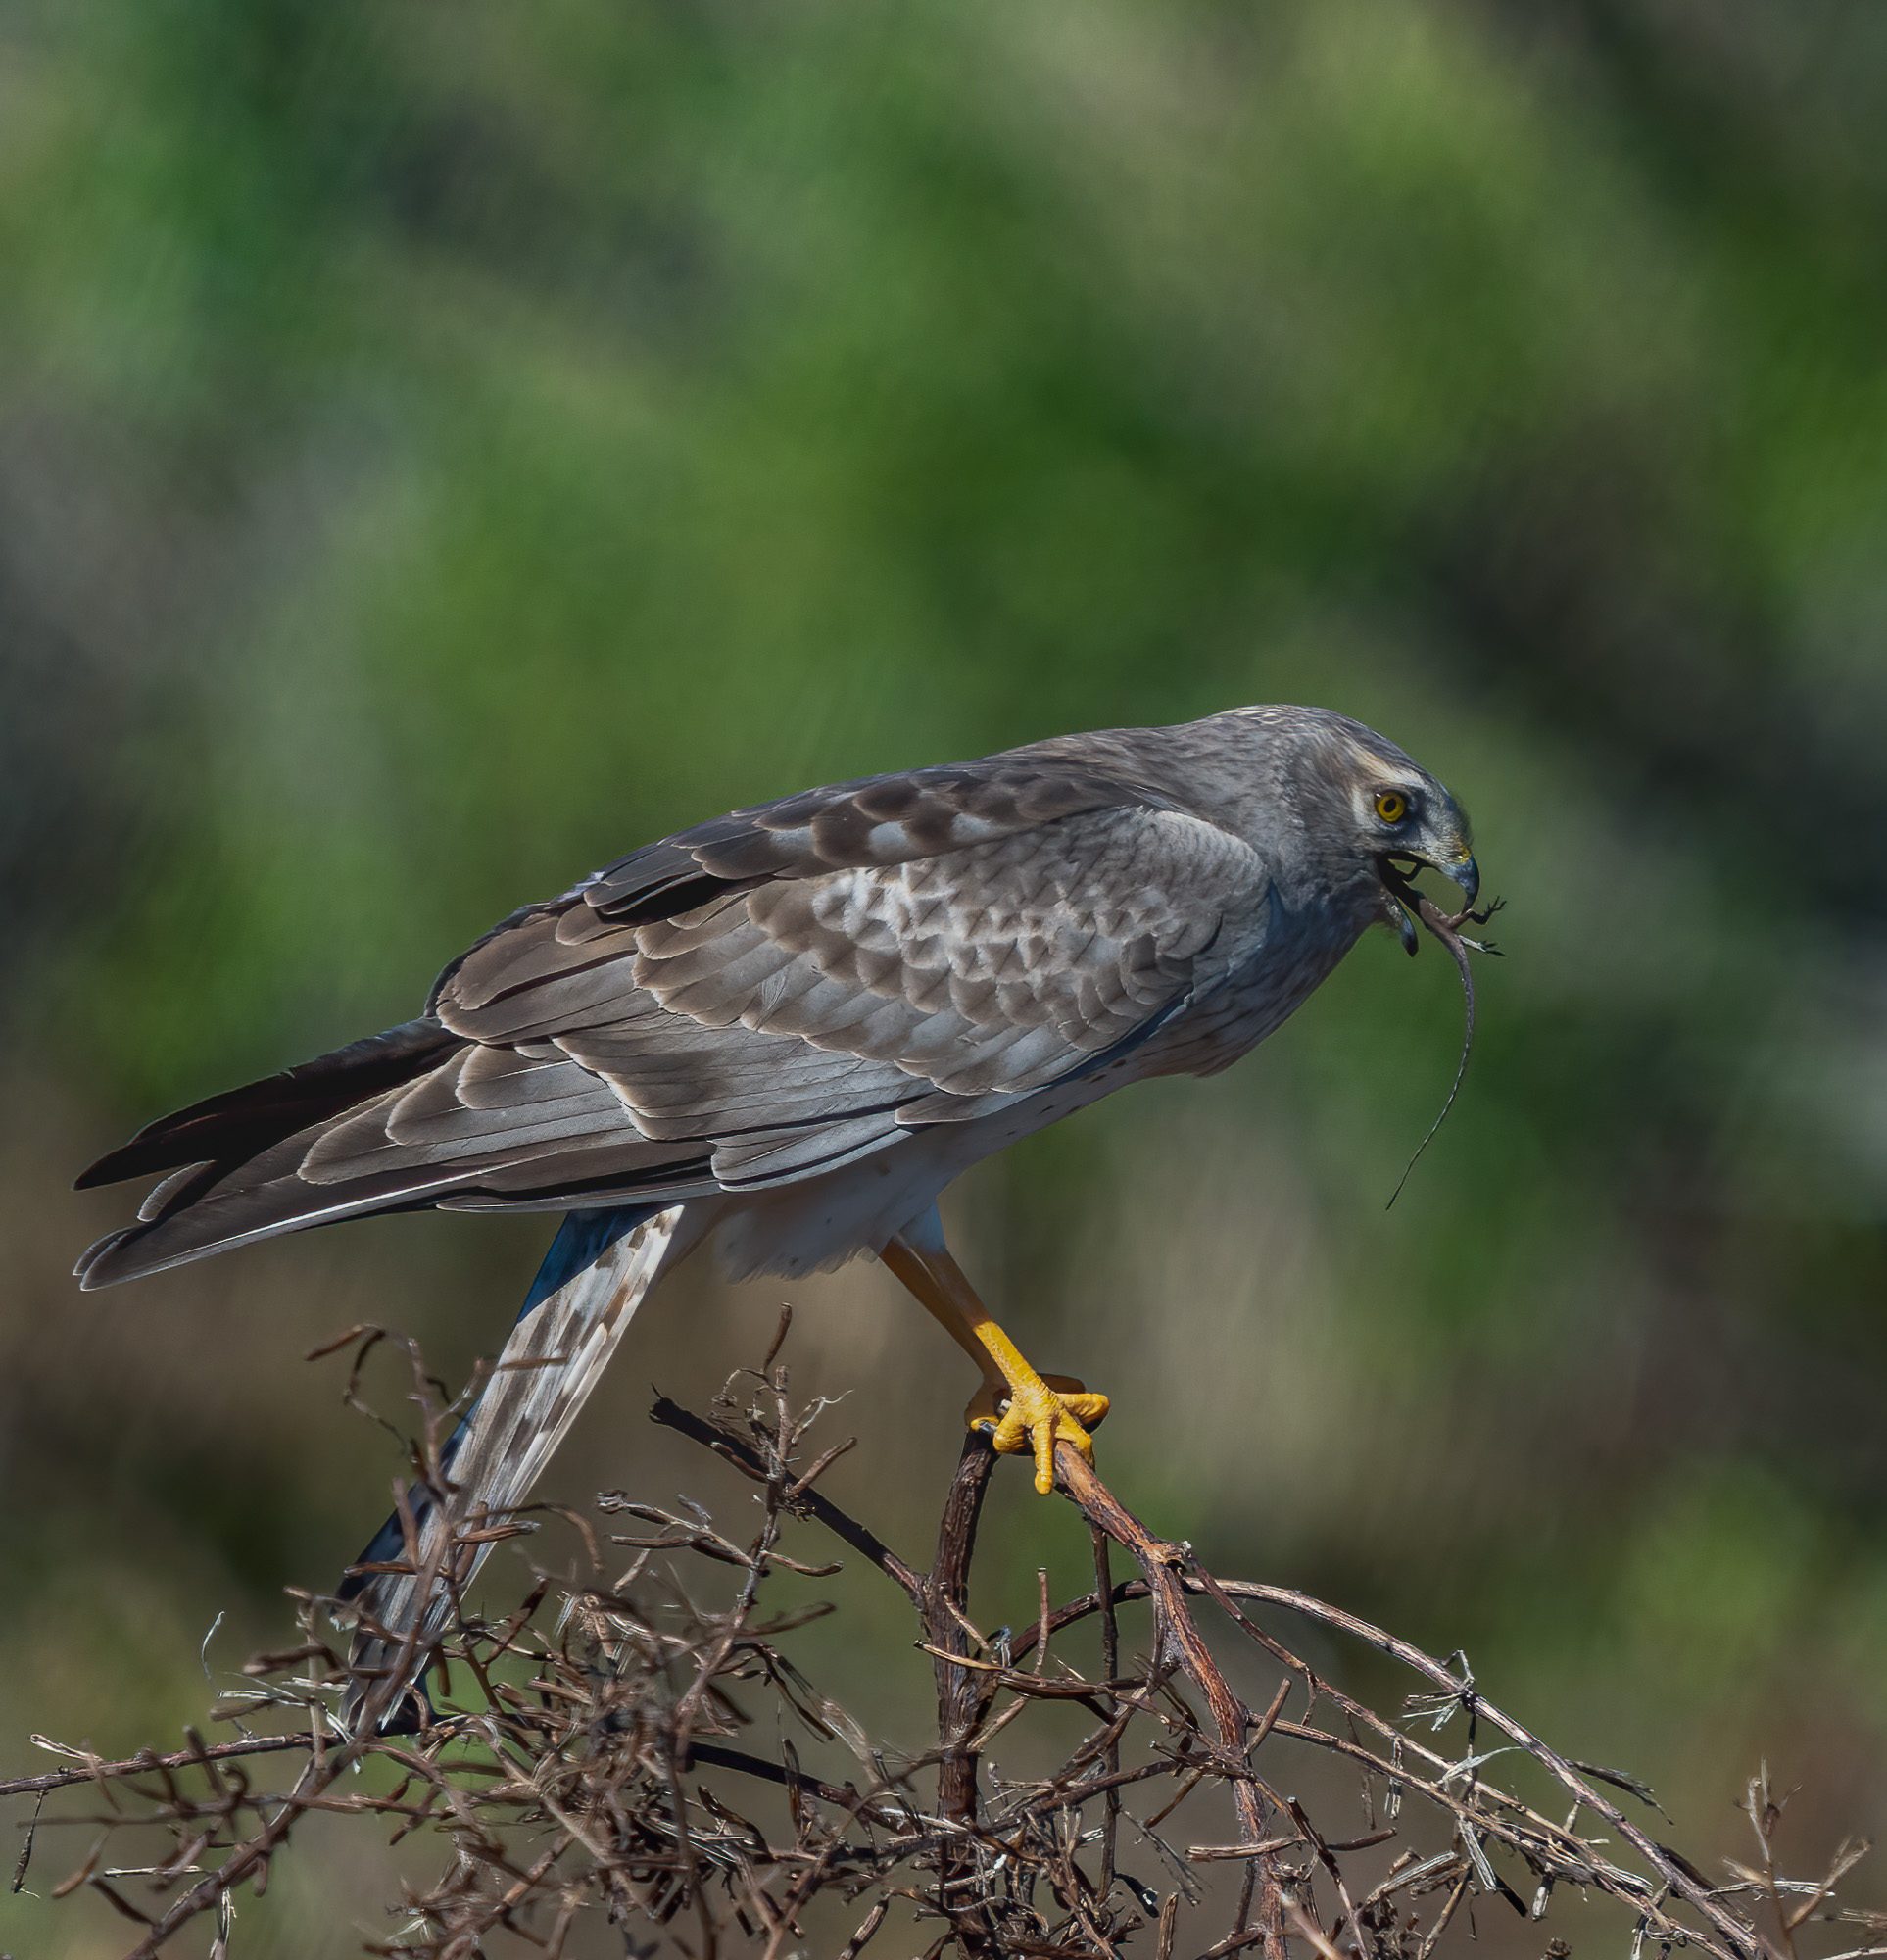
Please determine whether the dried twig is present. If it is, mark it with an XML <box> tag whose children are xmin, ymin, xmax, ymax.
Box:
<box><xmin>4</xmin><ymin>1334</ymin><xmax>1865</xmax><ymax>1960</ymax></box>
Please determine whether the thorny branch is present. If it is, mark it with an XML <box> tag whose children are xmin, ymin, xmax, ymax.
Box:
<box><xmin>6</xmin><ymin>1330</ymin><xmax>1880</xmax><ymax>1960</ymax></box>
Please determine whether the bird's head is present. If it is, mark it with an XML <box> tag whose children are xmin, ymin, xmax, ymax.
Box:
<box><xmin>1345</xmin><ymin>738</ymin><xmax>1477</xmax><ymax>956</ymax></box>
<box><xmin>1266</xmin><ymin>710</ymin><xmax>1478</xmax><ymax>952</ymax></box>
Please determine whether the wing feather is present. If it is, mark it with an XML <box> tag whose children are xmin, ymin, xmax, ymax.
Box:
<box><xmin>79</xmin><ymin>752</ymin><xmax>1270</xmax><ymax>1283</ymax></box>
<box><xmin>435</xmin><ymin>805</ymin><xmax>1266</xmax><ymax>1135</ymax></box>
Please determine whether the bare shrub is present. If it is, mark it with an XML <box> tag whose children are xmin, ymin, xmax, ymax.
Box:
<box><xmin>6</xmin><ymin>1317</ymin><xmax>1880</xmax><ymax>1960</ymax></box>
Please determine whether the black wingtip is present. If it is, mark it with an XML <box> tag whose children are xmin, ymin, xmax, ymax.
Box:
<box><xmin>75</xmin><ymin>1101</ymin><xmax>247</xmax><ymax>1191</ymax></box>
<box><xmin>75</xmin><ymin>1147</ymin><xmax>148</xmax><ymax>1191</ymax></box>
<box><xmin>74</xmin><ymin>1094</ymin><xmax>286</xmax><ymax>1191</ymax></box>
<box><xmin>73</xmin><ymin>1018</ymin><xmax>463</xmax><ymax>1193</ymax></box>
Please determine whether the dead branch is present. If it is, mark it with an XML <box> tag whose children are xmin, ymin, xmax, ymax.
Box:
<box><xmin>5</xmin><ymin>1333</ymin><xmax>1870</xmax><ymax>1960</ymax></box>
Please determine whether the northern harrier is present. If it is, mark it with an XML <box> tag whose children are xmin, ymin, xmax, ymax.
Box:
<box><xmin>75</xmin><ymin>705</ymin><xmax>1478</xmax><ymax>1721</ymax></box>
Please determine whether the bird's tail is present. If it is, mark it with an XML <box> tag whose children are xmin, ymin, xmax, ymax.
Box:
<box><xmin>337</xmin><ymin>1201</ymin><xmax>691</xmax><ymax>1734</ymax></box>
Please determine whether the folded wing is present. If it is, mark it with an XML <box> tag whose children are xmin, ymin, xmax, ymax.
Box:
<box><xmin>76</xmin><ymin>758</ymin><xmax>1269</xmax><ymax>1286</ymax></box>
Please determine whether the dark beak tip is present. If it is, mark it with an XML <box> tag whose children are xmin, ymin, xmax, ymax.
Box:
<box><xmin>1448</xmin><ymin>856</ymin><xmax>1481</xmax><ymax>908</ymax></box>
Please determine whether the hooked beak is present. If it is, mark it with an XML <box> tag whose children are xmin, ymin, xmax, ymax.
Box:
<box><xmin>1379</xmin><ymin>851</ymin><xmax>1479</xmax><ymax>956</ymax></box>
<box><xmin>1443</xmin><ymin>853</ymin><xmax>1480</xmax><ymax>909</ymax></box>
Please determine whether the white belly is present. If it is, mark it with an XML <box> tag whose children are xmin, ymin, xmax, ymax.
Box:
<box><xmin>705</xmin><ymin>1062</ymin><xmax>1129</xmax><ymax>1281</ymax></box>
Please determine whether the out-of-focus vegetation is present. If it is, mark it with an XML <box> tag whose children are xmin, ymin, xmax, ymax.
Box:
<box><xmin>2</xmin><ymin>2</ymin><xmax>1883</xmax><ymax>1953</ymax></box>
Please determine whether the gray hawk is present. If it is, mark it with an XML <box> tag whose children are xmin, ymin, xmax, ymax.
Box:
<box><xmin>75</xmin><ymin>704</ymin><xmax>1478</xmax><ymax>1724</ymax></box>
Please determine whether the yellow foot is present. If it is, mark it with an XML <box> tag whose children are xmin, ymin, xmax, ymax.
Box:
<box><xmin>967</xmin><ymin>1372</ymin><xmax>1110</xmax><ymax>1495</ymax></box>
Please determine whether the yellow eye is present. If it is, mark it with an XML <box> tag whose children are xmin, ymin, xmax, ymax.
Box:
<box><xmin>1374</xmin><ymin>790</ymin><xmax>1410</xmax><ymax>824</ymax></box>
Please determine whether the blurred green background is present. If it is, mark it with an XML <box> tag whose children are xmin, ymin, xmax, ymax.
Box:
<box><xmin>3</xmin><ymin>1</ymin><xmax>1884</xmax><ymax>1952</ymax></box>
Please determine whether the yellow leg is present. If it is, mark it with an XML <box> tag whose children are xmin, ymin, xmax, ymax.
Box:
<box><xmin>880</xmin><ymin>1233</ymin><xmax>1108</xmax><ymax>1495</ymax></box>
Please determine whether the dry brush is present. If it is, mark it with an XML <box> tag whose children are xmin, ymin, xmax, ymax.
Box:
<box><xmin>4</xmin><ymin>1317</ymin><xmax>1879</xmax><ymax>1960</ymax></box>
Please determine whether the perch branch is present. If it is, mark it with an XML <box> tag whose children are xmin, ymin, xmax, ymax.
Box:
<box><xmin>5</xmin><ymin>1341</ymin><xmax>1859</xmax><ymax>1960</ymax></box>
